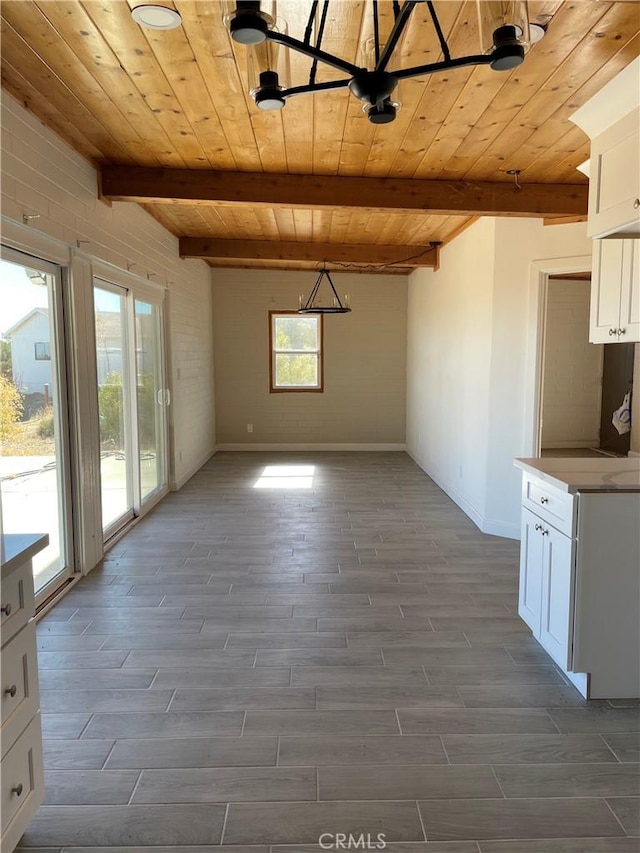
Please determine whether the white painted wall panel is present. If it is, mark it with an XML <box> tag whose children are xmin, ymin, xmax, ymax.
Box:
<box><xmin>1</xmin><ymin>91</ymin><xmax>215</xmax><ymax>489</ymax></box>
<box><xmin>542</xmin><ymin>279</ymin><xmax>603</xmax><ymax>449</ymax></box>
<box><xmin>212</xmin><ymin>269</ymin><xmax>407</xmax><ymax>446</ymax></box>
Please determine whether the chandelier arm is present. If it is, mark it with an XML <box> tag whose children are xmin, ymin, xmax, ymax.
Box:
<box><xmin>310</xmin><ymin>0</ymin><xmax>330</xmax><ymax>86</ymax></box>
<box><xmin>302</xmin><ymin>273</ymin><xmax>324</xmax><ymax>309</ymax></box>
<box><xmin>426</xmin><ymin>1</ymin><xmax>451</xmax><ymax>62</ymax></box>
<box><xmin>282</xmin><ymin>78</ymin><xmax>352</xmax><ymax>99</ymax></box>
<box><xmin>303</xmin><ymin>0</ymin><xmax>319</xmax><ymax>45</ymax></box>
<box><xmin>373</xmin><ymin>0</ymin><xmax>381</xmax><ymax>66</ymax></box>
<box><xmin>325</xmin><ymin>272</ymin><xmax>344</xmax><ymax>306</ymax></box>
<box><xmin>393</xmin><ymin>53</ymin><xmax>493</xmax><ymax>81</ymax></box>
<box><xmin>375</xmin><ymin>1</ymin><xmax>416</xmax><ymax>73</ymax></box>
<box><xmin>265</xmin><ymin>30</ymin><xmax>361</xmax><ymax>76</ymax></box>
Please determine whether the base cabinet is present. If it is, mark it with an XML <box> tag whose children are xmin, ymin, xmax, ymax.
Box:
<box><xmin>518</xmin><ymin>507</ymin><xmax>574</xmax><ymax>672</ymax></box>
<box><xmin>518</xmin><ymin>474</ymin><xmax>640</xmax><ymax>699</ymax></box>
<box><xmin>538</xmin><ymin>524</ymin><xmax>574</xmax><ymax>672</ymax></box>
<box><xmin>1</xmin><ymin>536</ymin><xmax>46</xmax><ymax>853</ymax></box>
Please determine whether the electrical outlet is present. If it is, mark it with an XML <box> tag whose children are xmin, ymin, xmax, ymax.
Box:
<box><xmin>247</xmin><ymin>423</ymin><xmax>253</xmax><ymax>433</ymax></box>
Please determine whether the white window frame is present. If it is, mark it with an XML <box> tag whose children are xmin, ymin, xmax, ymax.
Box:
<box><xmin>269</xmin><ymin>311</ymin><xmax>323</xmax><ymax>393</ymax></box>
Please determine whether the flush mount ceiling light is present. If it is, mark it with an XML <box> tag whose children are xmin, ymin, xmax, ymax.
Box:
<box><xmin>131</xmin><ymin>4</ymin><xmax>183</xmax><ymax>30</ymax></box>
<box><xmin>225</xmin><ymin>1</ymin><xmax>541</xmax><ymax>124</ymax></box>
<box><xmin>298</xmin><ymin>269</ymin><xmax>351</xmax><ymax>314</ymax></box>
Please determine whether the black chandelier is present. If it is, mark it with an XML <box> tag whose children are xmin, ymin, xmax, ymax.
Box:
<box><xmin>298</xmin><ymin>269</ymin><xmax>351</xmax><ymax>314</ymax></box>
<box><xmin>225</xmin><ymin>1</ymin><xmax>538</xmax><ymax>124</ymax></box>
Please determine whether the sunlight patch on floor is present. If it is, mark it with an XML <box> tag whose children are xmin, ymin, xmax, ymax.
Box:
<box><xmin>253</xmin><ymin>464</ymin><xmax>315</xmax><ymax>489</ymax></box>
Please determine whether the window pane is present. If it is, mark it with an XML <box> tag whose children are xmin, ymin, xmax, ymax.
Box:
<box><xmin>0</xmin><ymin>258</ymin><xmax>68</xmax><ymax>593</ymax></box>
<box><xmin>94</xmin><ymin>285</ymin><xmax>131</xmax><ymax>531</ymax></box>
<box><xmin>275</xmin><ymin>353</ymin><xmax>318</xmax><ymax>387</ymax></box>
<box><xmin>135</xmin><ymin>299</ymin><xmax>165</xmax><ymax>503</ymax></box>
<box><xmin>274</xmin><ymin>316</ymin><xmax>318</xmax><ymax>351</ymax></box>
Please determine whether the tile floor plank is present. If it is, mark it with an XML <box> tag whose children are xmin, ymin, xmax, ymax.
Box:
<box><xmin>21</xmin><ymin>804</ymin><xmax>226</xmax><ymax>845</ymax></box>
<box><xmin>132</xmin><ymin>767</ymin><xmax>317</xmax><ymax>803</ymax></box>
<box><xmin>418</xmin><ymin>797</ymin><xmax>625</xmax><ymax>841</ymax></box>
<box><xmin>443</xmin><ymin>733</ymin><xmax>620</xmax><ymax>764</ymax></box>
<box><xmin>105</xmin><ymin>736</ymin><xmax>277</xmax><ymax>769</ymax></box>
<box><xmin>278</xmin><ymin>734</ymin><xmax>447</xmax><ymax>765</ymax></box>
<box><xmin>318</xmin><ymin>763</ymin><xmax>502</xmax><ymax>800</ymax></box>
<box><xmin>222</xmin><ymin>801</ymin><xmax>425</xmax><ymax>844</ymax></box>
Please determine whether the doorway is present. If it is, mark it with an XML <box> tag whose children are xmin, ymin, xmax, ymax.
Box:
<box><xmin>539</xmin><ymin>274</ymin><xmax>633</xmax><ymax>457</ymax></box>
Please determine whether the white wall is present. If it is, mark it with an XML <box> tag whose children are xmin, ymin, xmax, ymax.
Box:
<box><xmin>406</xmin><ymin>218</ymin><xmax>496</xmax><ymax>527</ymax></box>
<box><xmin>212</xmin><ymin>269</ymin><xmax>407</xmax><ymax>448</ymax></box>
<box><xmin>407</xmin><ymin>217</ymin><xmax>593</xmax><ymax>538</ymax></box>
<box><xmin>541</xmin><ymin>279</ymin><xmax>603</xmax><ymax>449</ymax></box>
<box><xmin>1</xmin><ymin>91</ymin><xmax>215</xmax><ymax>490</ymax></box>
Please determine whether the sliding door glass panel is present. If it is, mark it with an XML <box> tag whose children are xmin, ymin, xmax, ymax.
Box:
<box><xmin>94</xmin><ymin>284</ymin><xmax>133</xmax><ymax>533</ymax></box>
<box><xmin>135</xmin><ymin>299</ymin><xmax>165</xmax><ymax>503</ymax></box>
<box><xmin>0</xmin><ymin>254</ymin><xmax>72</xmax><ymax>594</ymax></box>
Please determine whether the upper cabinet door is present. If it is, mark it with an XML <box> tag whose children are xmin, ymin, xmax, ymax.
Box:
<box><xmin>588</xmin><ymin>108</ymin><xmax>640</xmax><ymax>239</ymax></box>
<box><xmin>590</xmin><ymin>239</ymin><xmax>624</xmax><ymax>343</ymax></box>
<box><xmin>619</xmin><ymin>238</ymin><xmax>640</xmax><ymax>342</ymax></box>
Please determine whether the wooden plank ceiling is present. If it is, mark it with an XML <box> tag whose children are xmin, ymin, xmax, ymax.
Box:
<box><xmin>1</xmin><ymin>0</ymin><xmax>639</xmax><ymax>273</ymax></box>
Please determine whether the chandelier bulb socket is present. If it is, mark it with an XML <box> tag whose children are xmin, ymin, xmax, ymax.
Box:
<box><xmin>490</xmin><ymin>40</ymin><xmax>525</xmax><ymax>71</ymax></box>
<box><xmin>254</xmin><ymin>70</ymin><xmax>285</xmax><ymax>110</ymax></box>
<box><xmin>229</xmin><ymin>2</ymin><xmax>270</xmax><ymax>45</ymax></box>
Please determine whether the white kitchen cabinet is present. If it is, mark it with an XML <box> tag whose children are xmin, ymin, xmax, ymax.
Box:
<box><xmin>515</xmin><ymin>459</ymin><xmax>640</xmax><ymax>699</ymax></box>
<box><xmin>587</xmin><ymin>107</ymin><xmax>640</xmax><ymax>239</ymax></box>
<box><xmin>570</xmin><ymin>59</ymin><xmax>640</xmax><ymax>239</ymax></box>
<box><xmin>538</xmin><ymin>521</ymin><xmax>574</xmax><ymax>672</ymax></box>
<box><xmin>1</xmin><ymin>534</ymin><xmax>47</xmax><ymax>853</ymax></box>
<box><xmin>590</xmin><ymin>237</ymin><xmax>640</xmax><ymax>343</ymax></box>
<box><xmin>518</xmin><ymin>508</ymin><xmax>544</xmax><ymax>633</ymax></box>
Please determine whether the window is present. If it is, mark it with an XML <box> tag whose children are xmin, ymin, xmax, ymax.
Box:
<box><xmin>269</xmin><ymin>311</ymin><xmax>323</xmax><ymax>392</ymax></box>
<box><xmin>34</xmin><ymin>341</ymin><xmax>51</xmax><ymax>360</ymax></box>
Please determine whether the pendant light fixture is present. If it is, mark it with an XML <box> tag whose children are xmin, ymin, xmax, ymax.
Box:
<box><xmin>298</xmin><ymin>269</ymin><xmax>351</xmax><ymax>315</ymax></box>
<box><xmin>225</xmin><ymin>0</ymin><xmax>540</xmax><ymax>124</ymax></box>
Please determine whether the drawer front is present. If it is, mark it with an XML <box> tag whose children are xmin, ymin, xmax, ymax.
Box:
<box><xmin>0</xmin><ymin>560</ymin><xmax>35</xmax><ymax>648</ymax></box>
<box><xmin>0</xmin><ymin>713</ymin><xmax>44</xmax><ymax>836</ymax></box>
<box><xmin>523</xmin><ymin>476</ymin><xmax>575</xmax><ymax>537</ymax></box>
<box><xmin>1</xmin><ymin>622</ymin><xmax>39</xmax><ymax>749</ymax></box>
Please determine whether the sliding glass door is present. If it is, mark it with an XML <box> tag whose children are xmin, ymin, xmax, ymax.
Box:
<box><xmin>94</xmin><ymin>278</ymin><xmax>167</xmax><ymax>540</ymax></box>
<box><xmin>0</xmin><ymin>249</ymin><xmax>74</xmax><ymax>598</ymax></box>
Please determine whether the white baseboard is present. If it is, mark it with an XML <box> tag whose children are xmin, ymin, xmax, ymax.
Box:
<box><xmin>170</xmin><ymin>448</ymin><xmax>217</xmax><ymax>491</ymax></box>
<box><xmin>215</xmin><ymin>443</ymin><xmax>407</xmax><ymax>452</ymax></box>
<box><xmin>406</xmin><ymin>448</ymin><xmax>520</xmax><ymax>541</ymax></box>
<box><xmin>628</xmin><ymin>450</ymin><xmax>640</xmax><ymax>458</ymax></box>
<box><xmin>480</xmin><ymin>517</ymin><xmax>520</xmax><ymax>540</ymax></box>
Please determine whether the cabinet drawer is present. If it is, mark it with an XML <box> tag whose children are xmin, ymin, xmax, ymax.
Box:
<box><xmin>0</xmin><ymin>559</ymin><xmax>35</xmax><ymax>648</ymax></box>
<box><xmin>522</xmin><ymin>476</ymin><xmax>575</xmax><ymax>537</ymax></box>
<box><xmin>1</xmin><ymin>622</ymin><xmax>39</xmax><ymax>753</ymax></box>
<box><xmin>0</xmin><ymin>713</ymin><xmax>44</xmax><ymax>836</ymax></box>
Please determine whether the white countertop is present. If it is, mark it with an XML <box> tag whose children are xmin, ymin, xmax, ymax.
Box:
<box><xmin>514</xmin><ymin>457</ymin><xmax>640</xmax><ymax>493</ymax></box>
<box><xmin>1</xmin><ymin>533</ymin><xmax>49</xmax><ymax>577</ymax></box>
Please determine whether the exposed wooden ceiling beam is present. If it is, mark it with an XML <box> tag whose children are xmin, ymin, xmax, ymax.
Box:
<box><xmin>101</xmin><ymin>166</ymin><xmax>588</xmax><ymax>218</ymax></box>
<box><xmin>179</xmin><ymin>238</ymin><xmax>440</xmax><ymax>269</ymax></box>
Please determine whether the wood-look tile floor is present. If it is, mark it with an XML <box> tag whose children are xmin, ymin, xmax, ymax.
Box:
<box><xmin>21</xmin><ymin>452</ymin><xmax>640</xmax><ymax>851</ymax></box>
